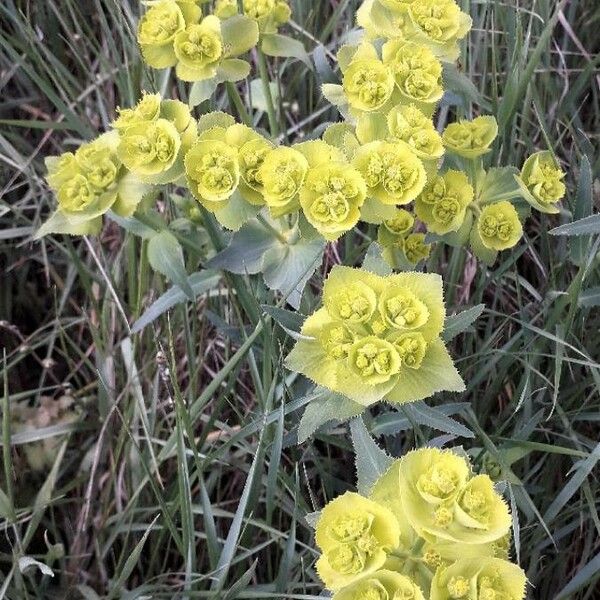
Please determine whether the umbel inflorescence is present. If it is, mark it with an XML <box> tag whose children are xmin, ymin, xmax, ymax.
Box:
<box><xmin>37</xmin><ymin>0</ymin><xmax>565</xmax><ymax>262</ymax></box>
<box><xmin>286</xmin><ymin>266</ymin><xmax>464</xmax><ymax>407</ymax></box>
<box><xmin>314</xmin><ymin>448</ymin><xmax>527</xmax><ymax>599</ymax></box>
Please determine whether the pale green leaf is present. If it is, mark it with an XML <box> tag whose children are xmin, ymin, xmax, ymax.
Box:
<box><xmin>443</xmin><ymin>304</ymin><xmax>486</xmax><ymax>341</ymax></box>
<box><xmin>298</xmin><ymin>389</ymin><xmax>364</xmax><ymax>444</ymax></box>
<box><xmin>147</xmin><ymin>231</ymin><xmax>194</xmax><ymax>300</ymax></box>
<box><xmin>221</xmin><ymin>14</ymin><xmax>259</xmax><ymax>58</ymax></box>
<box><xmin>131</xmin><ymin>270</ymin><xmax>221</xmax><ymax>334</ymax></box>
<box><xmin>261</xmin><ymin>33</ymin><xmax>312</xmax><ymax>68</ymax></box>
<box><xmin>350</xmin><ymin>416</ymin><xmax>393</xmax><ymax>496</ymax></box>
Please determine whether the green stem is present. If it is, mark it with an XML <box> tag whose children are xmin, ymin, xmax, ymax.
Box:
<box><xmin>226</xmin><ymin>81</ymin><xmax>252</xmax><ymax>127</ymax></box>
<box><xmin>257</xmin><ymin>47</ymin><xmax>280</xmax><ymax>137</ymax></box>
<box><xmin>257</xmin><ymin>213</ymin><xmax>287</xmax><ymax>244</ymax></box>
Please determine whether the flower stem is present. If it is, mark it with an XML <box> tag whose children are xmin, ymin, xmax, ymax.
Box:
<box><xmin>257</xmin><ymin>213</ymin><xmax>288</xmax><ymax>244</ymax></box>
<box><xmin>226</xmin><ymin>82</ymin><xmax>252</xmax><ymax>127</ymax></box>
<box><xmin>256</xmin><ymin>47</ymin><xmax>280</xmax><ymax>138</ymax></box>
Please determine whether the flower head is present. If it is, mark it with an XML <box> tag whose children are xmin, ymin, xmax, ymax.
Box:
<box><xmin>477</xmin><ymin>201</ymin><xmax>523</xmax><ymax>251</ymax></box>
<box><xmin>137</xmin><ymin>0</ymin><xmax>188</xmax><ymax>69</ymax></box>
<box><xmin>387</xmin><ymin>104</ymin><xmax>445</xmax><ymax>161</ymax></box>
<box><xmin>403</xmin><ymin>233</ymin><xmax>431</xmax><ymax>265</ymax></box>
<box><xmin>300</xmin><ymin>163</ymin><xmax>367</xmax><ymax>240</ymax></box>
<box><xmin>348</xmin><ymin>337</ymin><xmax>402</xmax><ymax>384</ymax></box>
<box><xmin>332</xmin><ymin>569</ymin><xmax>425</xmax><ymax>600</ymax></box>
<box><xmin>517</xmin><ymin>151</ymin><xmax>565</xmax><ymax>213</ymax></box>
<box><xmin>118</xmin><ymin>119</ymin><xmax>182</xmax><ymax>183</ymax></box>
<box><xmin>442</xmin><ymin>116</ymin><xmax>498</xmax><ymax>159</ymax></box>
<box><xmin>399</xmin><ymin>448</ymin><xmax>511</xmax><ymax>544</ymax></box>
<box><xmin>343</xmin><ymin>56</ymin><xmax>395</xmax><ymax>113</ymax></box>
<box><xmin>174</xmin><ymin>16</ymin><xmax>223</xmax><ymax>81</ymax></box>
<box><xmin>430</xmin><ymin>558</ymin><xmax>527</xmax><ymax>600</ymax></box>
<box><xmin>415</xmin><ymin>170</ymin><xmax>473</xmax><ymax>235</ymax></box>
<box><xmin>408</xmin><ymin>0</ymin><xmax>472</xmax><ymax>61</ymax></box>
<box><xmin>382</xmin><ymin>41</ymin><xmax>443</xmax><ymax>108</ymax></box>
<box><xmin>216</xmin><ymin>0</ymin><xmax>291</xmax><ymax>33</ymax></box>
<box><xmin>353</xmin><ymin>141</ymin><xmax>427</xmax><ymax>206</ymax></box>
<box><xmin>286</xmin><ymin>267</ymin><xmax>464</xmax><ymax>407</ymax></box>
<box><xmin>259</xmin><ymin>146</ymin><xmax>309</xmax><ymax>216</ymax></box>
<box><xmin>113</xmin><ymin>92</ymin><xmax>162</xmax><ymax>130</ymax></box>
<box><xmin>315</xmin><ymin>492</ymin><xmax>401</xmax><ymax>590</ymax></box>
<box><xmin>185</xmin><ymin>138</ymin><xmax>240</xmax><ymax>211</ymax></box>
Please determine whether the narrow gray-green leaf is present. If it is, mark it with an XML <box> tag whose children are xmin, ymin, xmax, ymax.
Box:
<box><xmin>443</xmin><ymin>304</ymin><xmax>486</xmax><ymax>341</ymax></box>
<box><xmin>298</xmin><ymin>390</ymin><xmax>364</xmax><ymax>444</ymax></box>
<box><xmin>131</xmin><ymin>270</ymin><xmax>221</xmax><ymax>334</ymax></box>
<box><xmin>549</xmin><ymin>214</ymin><xmax>600</xmax><ymax>237</ymax></box>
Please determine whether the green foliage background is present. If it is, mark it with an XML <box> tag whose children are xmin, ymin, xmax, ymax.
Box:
<box><xmin>1</xmin><ymin>0</ymin><xmax>599</xmax><ymax>598</ymax></box>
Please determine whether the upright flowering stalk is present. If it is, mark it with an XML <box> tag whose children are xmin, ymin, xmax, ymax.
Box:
<box><xmin>285</xmin><ymin>266</ymin><xmax>464</xmax><ymax>407</ymax></box>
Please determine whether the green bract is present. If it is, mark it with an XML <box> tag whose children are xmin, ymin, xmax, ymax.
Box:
<box><xmin>476</xmin><ymin>201</ymin><xmax>523</xmax><ymax>251</ymax></box>
<box><xmin>332</xmin><ymin>569</ymin><xmax>425</xmax><ymax>600</ymax></box>
<box><xmin>315</xmin><ymin>492</ymin><xmax>400</xmax><ymax>590</ymax></box>
<box><xmin>516</xmin><ymin>150</ymin><xmax>566</xmax><ymax>214</ymax></box>
<box><xmin>299</xmin><ymin>162</ymin><xmax>367</xmax><ymax>241</ymax></box>
<box><xmin>415</xmin><ymin>170</ymin><xmax>473</xmax><ymax>235</ymax></box>
<box><xmin>430</xmin><ymin>557</ymin><xmax>527</xmax><ymax>600</ymax></box>
<box><xmin>285</xmin><ymin>266</ymin><xmax>464</xmax><ymax>406</ymax></box>
<box><xmin>442</xmin><ymin>115</ymin><xmax>498</xmax><ymax>159</ymax></box>
<box><xmin>399</xmin><ymin>448</ymin><xmax>511</xmax><ymax>545</ymax></box>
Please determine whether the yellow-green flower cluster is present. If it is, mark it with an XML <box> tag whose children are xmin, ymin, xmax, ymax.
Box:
<box><xmin>137</xmin><ymin>0</ymin><xmax>258</xmax><ymax>82</ymax></box>
<box><xmin>357</xmin><ymin>0</ymin><xmax>472</xmax><ymax>62</ymax></box>
<box><xmin>377</xmin><ymin>209</ymin><xmax>432</xmax><ymax>269</ymax></box>
<box><xmin>38</xmin><ymin>93</ymin><xmax>198</xmax><ymax>237</ymax></box>
<box><xmin>516</xmin><ymin>151</ymin><xmax>566</xmax><ymax>214</ymax></box>
<box><xmin>313</xmin><ymin>448</ymin><xmax>526</xmax><ymax>599</ymax></box>
<box><xmin>114</xmin><ymin>93</ymin><xmax>198</xmax><ymax>185</ymax></box>
<box><xmin>286</xmin><ymin>266</ymin><xmax>465</xmax><ymax>406</ymax></box>
<box><xmin>215</xmin><ymin>0</ymin><xmax>291</xmax><ymax>34</ymax></box>
<box><xmin>42</xmin><ymin>131</ymin><xmax>149</xmax><ymax>236</ymax></box>
<box><xmin>442</xmin><ymin>116</ymin><xmax>498</xmax><ymax>159</ymax></box>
